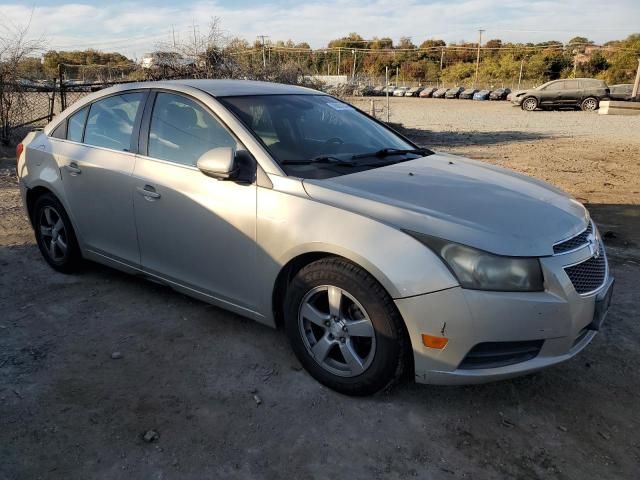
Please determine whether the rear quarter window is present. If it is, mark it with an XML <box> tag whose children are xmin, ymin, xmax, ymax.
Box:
<box><xmin>67</xmin><ymin>106</ymin><xmax>89</xmax><ymax>143</ymax></box>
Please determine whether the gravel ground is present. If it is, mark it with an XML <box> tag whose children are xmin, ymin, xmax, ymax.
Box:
<box><xmin>1</xmin><ymin>100</ymin><xmax>640</xmax><ymax>479</ymax></box>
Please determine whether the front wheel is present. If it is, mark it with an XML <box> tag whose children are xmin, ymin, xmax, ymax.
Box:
<box><xmin>581</xmin><ymin>97</ymin><xmax>599</xmax><ymax>111</ymax></box>
<box><xmin>284</xmin><ymin>257</ymin><xmax>409</xmax><ymax>396</ymax></box>
<box><xmin>521</xmin><ymin>96</ymin><xmax>538</xmax><ymax>111</ymax></box>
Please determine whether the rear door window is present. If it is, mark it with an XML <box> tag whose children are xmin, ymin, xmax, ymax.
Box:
<box><xmin>66</xmin><ymin>106</ymin><xmax>89</xmax><ymax>143</ymax></box>
<box><xmin>564</xmin><ymin>80</ymin><xmax>579</xmax><ymax>89</ymax></box>
<box><xmin>545</xmin><ymin>81</ymin><xmax>565</xmax><ymax>91</ymax></box>
<box><xmin>84</xmin><ymin>93</ymin><xmax>145</xmax><ymax>151</ymax></box>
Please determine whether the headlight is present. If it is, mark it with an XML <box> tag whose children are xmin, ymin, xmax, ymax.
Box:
<box><xmin>405</xmin><ymin>231</ymin><xmax>544</xmax><ymax>292</ymax></box>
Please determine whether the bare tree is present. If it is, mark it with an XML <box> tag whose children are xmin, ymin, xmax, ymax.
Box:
<box><xmin>0</xmin><ymin>19</ymin><xmax>43</xmax><ymax>144</ymax></box>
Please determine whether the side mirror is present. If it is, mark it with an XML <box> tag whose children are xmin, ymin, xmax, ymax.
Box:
<box><xmin>196</xmin><ymin>147</ymin><xmax>238</xmax><ymax>180</ymax></box>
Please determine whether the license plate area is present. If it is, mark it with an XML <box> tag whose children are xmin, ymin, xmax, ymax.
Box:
<box><xmin>588</xmin><ymin>277</ymin><xmax>614</xmax><ymax>331</ymax></box>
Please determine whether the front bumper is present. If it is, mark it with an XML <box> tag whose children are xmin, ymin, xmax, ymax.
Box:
<box><xmin>395</xmin><ymin>245</ymin><xmax>612</xmax><ymax>385</ymax></box>
<box><xmin>512</xmin><ymin>95</ymin><xmax>524</xmax><ymax>105</ymax></box>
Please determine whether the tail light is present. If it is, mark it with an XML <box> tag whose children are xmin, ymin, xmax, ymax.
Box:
<box><xmin>16</xmin><ymin>143</ymin><xmax>24</xmax><ymax>159</ymax></box>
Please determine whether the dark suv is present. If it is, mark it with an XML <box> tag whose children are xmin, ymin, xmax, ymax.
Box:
<box><xmin>513</xmin><ymin>78</ymin><xmax>609</xmax><ymax>111</ymax></box>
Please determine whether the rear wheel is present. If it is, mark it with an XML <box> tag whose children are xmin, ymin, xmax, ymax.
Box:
<box><xmin>581</xmin><ymin>97</ymin><xmax>599</xmax><ymax>111</ymax></box>
<box><xmin>284</xmin><ymin>257</ymin><xmax>408</xmax><ymax>396</ymax></box>
<box><xmin>33</xmin><ymin>193</ymin><xmax>82</xmax><ymax>273</ymax></box>
<box><xmin>521</xmin><ymin>97</ymin><xmax>538</xmax><ymax>111</ymax></box>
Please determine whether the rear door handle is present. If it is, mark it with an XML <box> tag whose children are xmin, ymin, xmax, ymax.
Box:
<box><xmin>66</xmin><ymin>162</ymin><xmax>82</xmax><ymax>175</ymax></box>
<box><xmin>137</xmin><ymin>185</ymin><xmax>161</xmax><ymax>200</ymax></box>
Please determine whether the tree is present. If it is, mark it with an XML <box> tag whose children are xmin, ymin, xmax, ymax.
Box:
<box><xmin>0</xmin><ymin>21</ymin><xmax>43</xmax><ymax>144</ymax></box>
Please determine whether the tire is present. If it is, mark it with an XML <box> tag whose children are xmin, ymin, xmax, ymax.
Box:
<box><xmin>33</xmin><ymin>193</ymin><xmax>82</xmax><ymax>273</ymax></box>
<box><xmin>284</xmin><ymin>257</ymin><xmax>409</xmax><ymax>396</ymax></box>
<box><xmin>581</xmin><ymin>97</ymin><xmax>599</xmax><ymax>112</ymax></box>
<box><xmin>521</xmin><ymin>96</ymin><xmax>538</xmax><ymax>111</ymax></box>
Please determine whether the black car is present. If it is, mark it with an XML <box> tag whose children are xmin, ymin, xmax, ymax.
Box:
<box><xmin>513</xmin><ymin>78</ymin><xmax>609</xmax><ymax>111</ymax></box>
<box><xmin>444</xmin><ymin>87</ymin><xmax>465</xmax><ymax>99</ymax></box>
<box><xmin>489</xmin><ymin>88</ymin><xmax>511</xmax><ymax>100</ymax></box>
<box><xmin>432</xmin><ymin>87</ymin><xmax>449</xmax><ymax>98</ymax></box>
<box><xmin>459</xmin><ymin>88</ymin><xmax>479</xmax><ymax>99</ymax></box>
<box><xmin>609</xmin><ymin>84</ymin><xmax>634</xmax><ymax>101</ymax></box>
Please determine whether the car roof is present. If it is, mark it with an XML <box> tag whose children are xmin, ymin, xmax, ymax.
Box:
<box><xmin>156</xmin><ymin>79</ymin><xmax>323</xmax><ymax>96</ymax></box>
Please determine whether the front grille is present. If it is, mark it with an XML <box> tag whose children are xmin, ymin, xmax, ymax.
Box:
<box><xmin>459</xmin><ymin>340</ymin><xmax>544</xmax><ymax>370</ymax></box>
<box><xmin>564</xmin><ymin>244</ymin><xmax>607</xmax><ymax>294</ymax></box>
<box><xmin>553</xmin><ymin>222</ymin><xmax>593</xmax><ymax>254</ymax></box>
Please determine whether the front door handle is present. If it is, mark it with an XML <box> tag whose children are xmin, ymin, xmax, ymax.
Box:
<box><xmin>66</xmin><ymin>162</ymin><xmax>82</xmax><ymax>175</ymax></box>
<box><xmin>137</xmin><ymin>185</ymin><xmax>161</xmax><ymax>200</ymax></box>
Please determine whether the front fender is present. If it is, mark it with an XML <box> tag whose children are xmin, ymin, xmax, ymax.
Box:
<box><xmin>256</xmin><ymin>176</ymin><xmax>458</xmax><ymax>321</ymax></box>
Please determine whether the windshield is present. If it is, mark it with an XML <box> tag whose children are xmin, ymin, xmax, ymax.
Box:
<box><xmin>219</xmin><ymin>94</ymin><xmax>427</xmax><ymax>179</ymax></box>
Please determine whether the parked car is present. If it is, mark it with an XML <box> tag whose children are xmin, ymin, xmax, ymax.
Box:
<box><xmin>459</xmin><ymin>88</ymin><xmax>479</xmax><ymax>100</ymax></box>
<box><xmin>489</xmin><ymin>88</ymin><xmax>511</xmax><ymax>101</ymax></box>
<box><xmin>609</xmin><ymin>84</ymin><xmax>635</xmax><ymax>101</ymax></box>
<box><xmin>393</xmin><ymin>87</ymin><xmax>409</xmax><ymax>97</ymax></box>
<box><xmin>404</xmin><ymin>87</ymin><xmax>424</xmax><ymax>97</ymax></box>
<box><xmin>473</xmin><ymin>90</ymin><xmax>491</xmax><ymax>101</ymax></box>
<box><xmin>512</xmin><ymin>79</ymin><xmax>609</xmax><ymax>111</ymax></box>
<box><xmin>432</xmin><ymin>87</ymin><xmax>449</xmax><ymax>98</ymax></box>
<box><xmin>371</xmin><ymin>86</ymin><xmax>386</xmax><ymax>96</ymax></box>
<box><xmin>381</xmin><ymin>85</ymin><xmax>397</xmax><ymax>96</ymax></box>
<box><xmin>356</xmin><ymin>85</ymin><xmax>375</xmax><ymax>96</ymax></box>
<box><xmin>17</xmin><ymin>80</ymin><xmax>613</xmax><ymax>396</ymax></box>
<box><xmin>419</xmin><ymin>87</ymin><xmax>438</xmax><ymax>98</ymax></box>
<box><xmin>445</xmin><ymin>87</ymin><xmax>465</xmax><ymax>99</ymax></box>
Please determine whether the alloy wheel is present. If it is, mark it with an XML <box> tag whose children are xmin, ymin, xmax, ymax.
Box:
<box><xmin>523</xmin><ymin>98</ymin><xmax>537</xmax><ymax>111</ymax></box>
<box><xmin>298</xmin><ymin>285</ymin><xmax>376</xmax><ymax>377</ymax></box>
<box><xmin>39</xmin><ymin>206</ymin><xmax>68</xmax><ymax>262</ymax></box>
<box><xmin>582</xmin><ymin>98</ymin><xmax>598</xmax><ymax>111</ymax></box>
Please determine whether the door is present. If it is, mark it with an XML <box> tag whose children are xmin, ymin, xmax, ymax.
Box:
<box><xmin>132</xmin><ymin>91</ymin><xmax>258</xmax><ymax>310</ymax></box>
<box><xmin>57</xmin><ymin>92</ymin><xmax>146</xmax><ymax>264</ymax></box>
<box><xmin>558</xmin><ymin>79</ymin><xmax>580</xmax><ymax>106</ymax></box>
<box><xmin>539</xmin><ymin>80</ymin><xmax>564</xmax><ymax>106</ymax></box>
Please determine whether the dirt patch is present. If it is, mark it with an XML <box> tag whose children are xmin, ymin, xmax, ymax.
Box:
<box><xmin>1</xmin><ymin>101</ymin><xmax>639</xmax><ymax>479</ymax></box>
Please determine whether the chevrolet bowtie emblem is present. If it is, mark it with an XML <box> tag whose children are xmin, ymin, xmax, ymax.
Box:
<box><xmin>587</xmin><ymin>232</ymin><xmax>600</xmax><ymax>258</ymax></box>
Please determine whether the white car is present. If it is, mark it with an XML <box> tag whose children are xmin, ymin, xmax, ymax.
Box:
<box><xmin>16</xmin><ymin>80</ymin><xmax>613</xmax><ymax>395</ymax></box>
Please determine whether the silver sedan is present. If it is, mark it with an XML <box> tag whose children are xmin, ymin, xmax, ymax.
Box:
<box><xmin>17</xmin><ymin>80</ymin><xmax>614</xmax><ymax>395</ymax></box>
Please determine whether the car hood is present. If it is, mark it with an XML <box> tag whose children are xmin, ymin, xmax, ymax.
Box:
<box><xmin>302</xmin><ymin>152</ymin><xmax>588</xmax><ymax>256</ymax></box>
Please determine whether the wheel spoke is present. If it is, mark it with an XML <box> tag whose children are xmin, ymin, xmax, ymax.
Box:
<box><xmin>340</xmin><ymin>340</ymin><xmax>365</xmax><ymax>375</ymax></box>
<box><xmin>346</xmin><ymin>318</ymin><xmax>374</xmax><ymax>338</ymax></box>
<box><xmin>327</xmin><ymin>286</ymin><xmax>342</xmax><ymax>318</ymax></box>
<box><xmin>300</xmin><ymin>302</ymin><xmax>329</xmax><ymax>328</ymax></box>
<box><xmin>55</xmin><ymin>235</ymin><xmax>68</xmax><ymax>255</ymax></box>
<box><xmin>40</xmin><ymin>225</ymin><xmax>53</xmax><ymax>238</ymax></box>
<box><xmin>311</xmin><ymin>336</ymin><xmax>334</xmax><ymax>362</ymax></box>
<box><xmin>44</xmin><ymin>207</ymin><xmax>54</xmax><ymax>226</ymax></box>
<box><xmin>49</xmin><ymin>239</ymin><xmax>58</xmax><ymax>259</ymax></box>
<box><xmin>53</xmin><ymin>218</ymin><xmax>64</xmax><ymax>235</ymax></box>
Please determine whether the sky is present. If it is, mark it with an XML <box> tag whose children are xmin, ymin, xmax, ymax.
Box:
<box><xmin>1</xmin><ymin>0</ymin><xmax>638</xmax><ymax>59</ymax></box>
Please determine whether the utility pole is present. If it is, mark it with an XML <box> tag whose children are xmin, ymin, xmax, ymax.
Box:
<box><xmin>474</xmin><ymin>29</ymin><xmax>484</xmax><ymax>88</ymax></box>
<box><xmin>385</xmin><ymin>66</ymin><xmax>390</xmax><ymax>123</ymax></box>
<box><xmin>192</xmin><ymin>21</ymin><xmax>198</xmax><ymax>57</ymax></box>
<box><xmin>337</xmin><ymin>48</ymin><xmax>341</xmax><ymax>76</ymax></box>
<box><xmin>352</xmin><ymin>49</ymin><xmax>357</xmax><ymax>82</ymax></box>
<box><xmin>439</xmin><ymin>47</ymin><xmax>445</xmax><ymax>87</ymax></box>
<box><xmin>632</xmin><ymin>58</ymin><xmax>640</xmax><ymax>100</ymax></box>
<box><xmin>518</xmin><ymin>57</ymin><xmax>525</xmax><ymax>90</ymax></box>
<box><xmin>257</xmin><ymin>35</ymin><xmax>269</xmax><ymax>68</ymax></box>
<box><xmin>172</xmin><ymin>25</ymin><xmax>176</xmax><ymax>49</ymax></box>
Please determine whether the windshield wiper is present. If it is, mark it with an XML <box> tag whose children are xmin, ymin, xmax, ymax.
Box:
<box><xmin>281</xmin><ymin>156</ymin><xmax>356</xmax><ymax>166</ymax></box>
<box><xmin>351</xmin><ymin>147</ymin><xmax>431</xmax><ymax>160</ymax></box>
